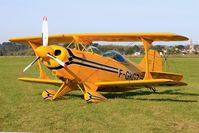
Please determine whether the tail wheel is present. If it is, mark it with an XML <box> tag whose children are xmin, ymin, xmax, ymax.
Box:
<box><xmin>42</xmin><ymin>89</ymin><xmax>57</xmax><ymax>100</ymax></box>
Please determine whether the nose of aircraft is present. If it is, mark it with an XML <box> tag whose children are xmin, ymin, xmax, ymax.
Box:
<box><xmin>35</xmin><ymin>46</ymin><xmax>54</xmax><ymax>58</ymax></box>
<box><xmin>22</xmin><ymin>16</ymin><xmax>67</xmax><ymax>72</ymax></box>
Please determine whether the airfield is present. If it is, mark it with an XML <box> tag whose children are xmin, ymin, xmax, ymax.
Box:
<box><xmin>0</xmin><ymin>56</ymin><xmax>199</xmax><ymax>132</ymax></box>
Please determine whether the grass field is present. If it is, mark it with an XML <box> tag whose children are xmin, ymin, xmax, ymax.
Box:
<box><xmin>0</xmin><ymin>56</ymin><xmax>199</xmax><ymax>133</ymax></box>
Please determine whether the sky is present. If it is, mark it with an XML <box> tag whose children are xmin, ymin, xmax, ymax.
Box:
<box><xmin>0</xmin><ymin>0</ymin><xmax>198</xmax><ymax>45</ymax></box>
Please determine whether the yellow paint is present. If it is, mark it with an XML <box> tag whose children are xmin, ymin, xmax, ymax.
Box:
<box><xmin>139</xmin><ymin>50</ymin><xmax>162</xmax><ymax>72</ymax></box>
<box><xmin>141</xmin><ymin>38</ymin><xmax>153</xmax><ymax>80</ymax></box>
<box><xmin>9</xmin><ymin>32</ymin><xmax>188</xmax><ymax>46</ymax></box>
<box><xmin>52</xmin><ymin>83</ymin><xmax>73</xmax><ymax>100</ymax></box>
<box><xmin>35</xmin><ymin>46</ymin><xmax>54</xmax><ymax>58</ymax></box>
<box><xmin>42</xmin><ymin>89</ymin><xmax>57</xmax><ymax>100</ymax></box>
<box><xmin>95</xmin><ymin>79</ymin><xmax>173</xmax><ymax>86</ymax></box>
<box><xmin>10</xmin><ymin>33</ymin><xmax>188</xmax><ymax>103</ymax></box>
<box><xmin>18</xmin><ymin>77</ymin><xmax>63</xmax><ymax>85</ymax></box>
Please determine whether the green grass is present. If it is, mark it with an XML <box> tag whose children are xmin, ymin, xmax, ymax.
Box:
<box><xmin>0</xmin><ymin>56</ymin><xmax>199</xmax><ymax>133</ymax></box>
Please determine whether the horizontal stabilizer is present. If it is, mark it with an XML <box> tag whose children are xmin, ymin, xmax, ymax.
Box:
<box><xmin>18</xmin><ymin>77</ymin><xmax>63</xmax><ymax>86</ymax></box>
<box><xmin>150</xmin><ymin>71</ymin><xmax>184</xmax><ymax>81</ymax></box>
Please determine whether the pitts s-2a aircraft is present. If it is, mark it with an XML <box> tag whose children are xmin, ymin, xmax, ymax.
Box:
<box><xmin>9</xmin><ymin>17</ymin><xmax>188</xmax><ymax>103</ymax></box>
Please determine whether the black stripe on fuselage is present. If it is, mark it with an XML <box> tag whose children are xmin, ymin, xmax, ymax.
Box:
<box><xmin>74</xmin><ymin>55</ymin><xmax>118</xmax><ymax>70</ymax></box>
<box><xmin>66</xmin><ymin>48</ymin><xmax>118</xmax><ymax>71</ymax></box>
<box><xmin>73</xmin><ymin>61</ymin><xmax>118</xmax><ymax>73</ymax></box>
<box><xmin>48</xmin><ymin>61</ymin><xmax>118</xmax><ymax>74</ymax></box>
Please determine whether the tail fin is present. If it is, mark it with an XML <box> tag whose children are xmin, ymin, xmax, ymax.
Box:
<box><xmin>139</xmin><ymin>50</ymin><xmax>162</xmax><ymax>72</ymax></box>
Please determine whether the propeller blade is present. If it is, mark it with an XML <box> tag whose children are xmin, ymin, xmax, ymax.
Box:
<box><xmin>23</xmin><ymin>56</ymin><xmax>40</xmax><ymax>72</ymax></box>
<box><xmin>47</xmin><ymin>54</ymin><xmax>66</xmax><ymax>67</ymax></box>
<box><xmin>42</xmin><ymin>16</ymin><xmax>48</xmax><ymax>46</ymax></box>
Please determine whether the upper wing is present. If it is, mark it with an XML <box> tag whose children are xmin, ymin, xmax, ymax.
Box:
<box><xmin>18</xmin><ymin>77</ymin><xmax>63</xmax><ymax>86</ymax></box>
<box><xmin>95</xmin><ymin>79</ymin><xmax>187</xmax><ymax>88</ymax></box>
<box><xmin>9</xmin><ymin>33</ymin><xmax>188</xmax><ymax>46</ymax></box>
<box><xmin>9</xmin><ymin>34</ymin><xmax>74</xmax><ymax>46</ymax></box>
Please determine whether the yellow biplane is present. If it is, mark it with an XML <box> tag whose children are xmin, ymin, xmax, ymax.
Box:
<box><xmin>9</xmin><ymin>17</ymin><xmax>188</xmax><ymax>103</ymax></box>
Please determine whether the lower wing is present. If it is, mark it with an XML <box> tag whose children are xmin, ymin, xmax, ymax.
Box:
<box><xmin>95</xmin><ymin>79</ymin><xmax>187</xmax><ymax>88</ymax></box>
<box><xmin>18</xmin><ymin>77</ymin><xmax>63</xmax><ymax>86</ymax></box>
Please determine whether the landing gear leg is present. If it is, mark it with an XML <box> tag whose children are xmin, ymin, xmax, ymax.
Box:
<box><xmin>77</xmin><ymin>84</ymin><xmax>107</xmax><ymax>103</ymax></box>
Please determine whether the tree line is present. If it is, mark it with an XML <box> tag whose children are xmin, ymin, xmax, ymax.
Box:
<box><xmin>0</xmin><ymin>42</ymin><xmax>32</xmax><ymax>56</ymax></box>
<box><xmin>0</xmin><ymin>41</ymin><xmax>197</xmax><ymax>56</ymax></box>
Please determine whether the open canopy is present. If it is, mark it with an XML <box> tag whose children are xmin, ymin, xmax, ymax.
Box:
<box><xmin>9</xmin><ymin>32</ymin><xmax>188</xmax><ymax>46</ymax></box>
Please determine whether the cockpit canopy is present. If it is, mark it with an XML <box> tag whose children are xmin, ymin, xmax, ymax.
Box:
<box><xmin>86</xmin><ymin>46</ymin><xmax>100</xmax><ymax>54</ymax></box>
<box><xmin>102</xmin><ymin>50</ymin><xmax>126</xmax><ymax>63</ymax></box>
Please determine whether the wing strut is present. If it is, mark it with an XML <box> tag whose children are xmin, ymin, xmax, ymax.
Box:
<box><xmin>141</xmin><ymin>38</ymin><xmax>153</xmax><ymax>80</ymax></box>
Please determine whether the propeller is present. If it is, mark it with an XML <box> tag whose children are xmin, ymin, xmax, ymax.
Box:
<box><xmin>23</xmin><ymin>16</ymin><xmax>67</xmax><ymax>72</ymax></box>
<box><xmin>23</xmin><ymin>56</ymin><xmax>40</xmax><ymax>72</ymax></box>
<box><xmin>22</xmin><ymin>16</ymin><xmax>48</xmax><ymax>72</ymax></box>
<box><xmin>42</xmin><ymin>16</ymin><xmax>48</xmax><ymax>46</ymax></box>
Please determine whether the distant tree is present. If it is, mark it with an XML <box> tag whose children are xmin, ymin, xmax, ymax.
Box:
<box><xmin>133</xmin><ymin>45</ymin><xmax>140</xmax><ymax>52</ymax></box>
<box><xmin>152</xmin><ymin>45</ymin><xmax>165</xmax><ymax>52</ymax></box>
<box><xmin>0</xmin><ymin>42</ymin><xmax>30</xmax><ymax>56</ymax></box>
<box><xmin>175</xmin><ymin>45</ymin><xmax>185</xmax><ymax>50</ymax></box>
<box><xmin>167</xmin><ymin>46</ymin><xmax>176</xmax><ymax>54</ymax></box>
<box><xmin>125</xmin><ymin>47</ymin><xmax>135</xmax><ymax>55</ymax></box>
